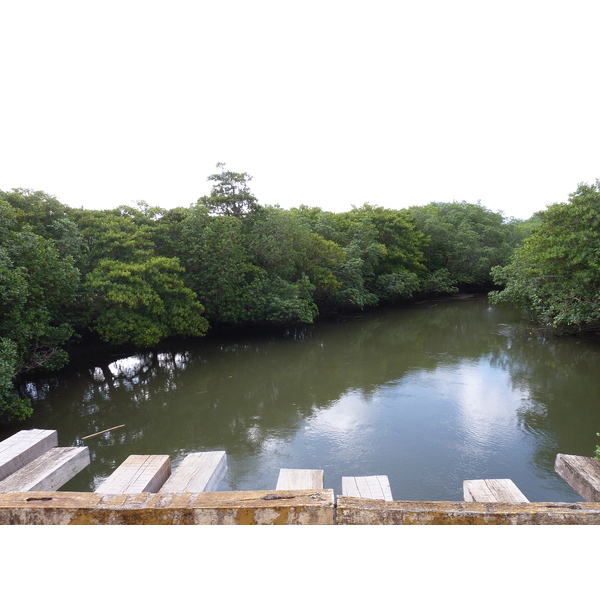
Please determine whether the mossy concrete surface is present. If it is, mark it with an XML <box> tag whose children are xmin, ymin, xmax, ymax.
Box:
<box><xmin>3</xmin><ymin>491</ymin><xmax>600</xmax><ymax>524</ymax></box>
<box><xmin>0</xmin><ymin>490</ymin><xmax>335</xmax><ymax>525</ymax></box>
<box><xmin>336</xmin><ymin>497</ymin><xmax>600</xmax><ymax>525</ymax></box>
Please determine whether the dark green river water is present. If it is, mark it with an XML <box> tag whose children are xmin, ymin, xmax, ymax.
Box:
<box><xmin>3</xmin><ymin>295</ymin><xmax>600</xmax><ymax>501</ymax></box>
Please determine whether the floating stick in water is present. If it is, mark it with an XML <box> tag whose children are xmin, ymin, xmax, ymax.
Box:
<box><xmin>81</xmin><ymin>424</ymin><xmax>125</xmax><ymax>440</ymax></box>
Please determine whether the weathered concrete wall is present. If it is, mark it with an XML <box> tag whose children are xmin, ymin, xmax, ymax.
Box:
<box><xmin>336</xmin><ymin>496</ymin><xmax>600</xmax><ymax>525</ymax></box>
<box><xmin>3</xmin><ymin>491</ymin><xmax>600</xmax><ymax>524</ymax></box>
<box><xmin>0</xmin><ymin>490</ymin><xmax>335</xmax><ymax>525</ymax></box>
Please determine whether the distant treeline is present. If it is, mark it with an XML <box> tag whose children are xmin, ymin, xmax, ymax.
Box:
<box><xmin>0</xmin><ymin>165</ymin><xmax>539</xmax><ymax>421</ymax></box>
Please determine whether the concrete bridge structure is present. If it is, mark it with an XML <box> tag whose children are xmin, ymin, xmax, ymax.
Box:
<box><xmin>1</xmin><ymin>429</ymin><xmax>599</xmax><ymax>525</ymax></box>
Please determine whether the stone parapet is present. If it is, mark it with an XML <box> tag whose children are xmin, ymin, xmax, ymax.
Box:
<box><xmin>336</xmin><ymin>497</ymin><xmax>600</xmax><ymax>525</ymax></box>
<box><xmin>0</xmin><ymin>489</ymin><xmax>335</xmax><ymax>525</ymax></box>
<box><xmin>3</xmin><ymin>490</ymin><xmax>600</xmax><ymax>524</ymax></box>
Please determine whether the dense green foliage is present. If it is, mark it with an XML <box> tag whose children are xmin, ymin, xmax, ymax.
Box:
<box><xmin>490</xmin><ymin>181</ymin><xmax>600</xmax><ymax>332</ymax></box>
<box><xmin>73</xmin><ymin>205</ymin><xmax>209</xmax><ymax>347</ymax></box>
<box><xmin>0</xmin><ymin>191</ymin><xmax>81</xmax><ymax>420</ymax></box>
<box><xmin>0</xmin><ymin>168</ymin><xmax>526</xmax><ymax>422</ymax></box>
<box><xmin>410</xmin><ymin>201</ymin><xmax>514</xmax><ymax>291</ymax></box>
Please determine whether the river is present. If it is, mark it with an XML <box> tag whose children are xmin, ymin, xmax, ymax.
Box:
<box><xmin>3</xmin><ymin>295</ymin><xmax>599</xmax><ymax>501</ymax></box>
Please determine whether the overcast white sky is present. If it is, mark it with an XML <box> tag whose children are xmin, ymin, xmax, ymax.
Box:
<box><xmin>1</xmin><ymin>0</ymin><xmax>599</xmax><ymax>221</ymax></box>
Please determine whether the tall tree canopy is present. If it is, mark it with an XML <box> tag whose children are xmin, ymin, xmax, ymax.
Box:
<box><xmin>199</xmin><ymin>163</ymin><xmax>259</xmax><ymax>217</ymax></box>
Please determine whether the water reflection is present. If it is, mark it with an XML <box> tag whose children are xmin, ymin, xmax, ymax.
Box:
<box><xmin>5</xmin><ymin>296</ymin><xmax>599</xmax><ymax>501</ymax></box>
